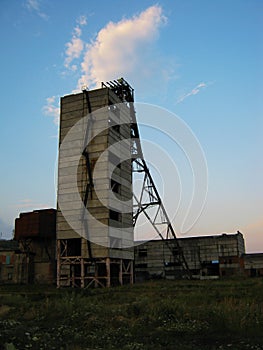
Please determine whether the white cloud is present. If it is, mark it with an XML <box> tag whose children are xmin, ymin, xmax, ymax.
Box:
<box><xmin>74</xmin><ymin>26</ymin><xmax>82</xmax><ymax>37</ymax></box>
<box><xmin>25</xmin><ymin>0</ymin><xmax>48</xmax><ymax>20</ymax></box>
<box><xmin>77</xmin><ymin>15</ymin><xmax>87</xmax><ymax>26</ymax></box>
<box><xmin>176</xmin><ymin>82</ymin><xmax>208</xmax><ymax>104</ymax></box>
<box><xmin>77</xmin><ymin>5</ymin><xmax>167</xmax><ymax>89</ymax></box>
<box><xmin>65</xmin><ymin>37</ymin><xmax>84</xmax><ymax>69</ymax></box>
<box><xmin>64</xmin><ymin>16</ymin><xmax>87</xmax><ymax>70</ymax></box>
<box><xmin>26</xmin><ymin>0</ymin><xmax>39</xmax><ymax>11</ymax></box>
<box><xmin>42</xmin><ymin>96</ymin><xmax>60</xmax><ymax>125</ymax></box>
<box><xmin>45</xmin><ymin>6</ymin><xmax>172</xmax><ymax>126</ymax></box>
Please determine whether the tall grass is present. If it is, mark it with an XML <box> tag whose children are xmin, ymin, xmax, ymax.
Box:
<box><xmin>0</xmin><ymin>279</ymin><xmax>263</xmax><ymax>349</ymax></box>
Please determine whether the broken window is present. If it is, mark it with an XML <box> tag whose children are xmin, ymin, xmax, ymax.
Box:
<box><xmin>109</xmin><ymin>210</ymin><xmax>122</xmax><ymax>222</ymax></box>
<box><xmin>111</xmin><ymin>179</ymin><xmax>121</xmax><ymax>194</ymax></box>
<box><xmin>63</xmin><ymin>238</ymin><xmax>81</xmax><ymax>257</ymax></box>
<box><xmin>112</xmin><ymin>124</ymin><xmax>120</xmax><ymax>133</ymax></box>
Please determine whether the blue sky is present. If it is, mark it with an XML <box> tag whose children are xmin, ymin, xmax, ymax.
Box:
<box><xmin>0</xmin><ymin>0</ymin><xmax>262</xmax><ymax>252</ymax></box>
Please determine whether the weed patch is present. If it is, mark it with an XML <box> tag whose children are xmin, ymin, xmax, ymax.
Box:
<box><xmin>0</xmin><ymin>279</ymin><xmax>263</xmax><ymax>349</ymax></box>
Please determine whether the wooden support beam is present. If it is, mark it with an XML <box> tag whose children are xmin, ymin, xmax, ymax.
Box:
<box><xmin>56</xmin><ymin>240</ymin><xmax>61</xmax><ymax>288</ymax></box>
<box><xmin>81</xmin><ymin>258</ymin><xmax>85</xmax><ymax>288</ymax></box>
<box><xmin>106</xmin><ymin>257</ymin><xmax>111</xmax><ymax>287</ymax></box>
<box><xmin>130</xmin><ymin>260</ymin><xmax>134</xmax><ymax>284</ymax></box>
<box><xmin>119</xmin><ymin>259</ymin><xmax>123</xmax><ymax>286</ymax></box>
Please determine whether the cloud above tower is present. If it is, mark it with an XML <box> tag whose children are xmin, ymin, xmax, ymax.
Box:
<box><xmin>64</xmin><ymin>16</ymin><xmax>87</xmax><ymax>71</ymax></box>
<box><xmin>76</xmin><ymin>5</ymin><xmax>167</xmax><ymax>89</ymax></box>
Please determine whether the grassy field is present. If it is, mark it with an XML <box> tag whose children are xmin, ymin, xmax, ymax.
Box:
<box><xmin>0</xmin><ymin>278</ymin><xmax>263</xmax><ymax>350</ymax></box>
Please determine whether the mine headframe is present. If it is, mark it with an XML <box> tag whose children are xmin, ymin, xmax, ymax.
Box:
<box><xmin>103</xmin><ymin>78</ymin><xmax>192</xmax><ymax>278</ymax></box>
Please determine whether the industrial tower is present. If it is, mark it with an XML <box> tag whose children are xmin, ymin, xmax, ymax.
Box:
<box><xmin>57</xmin><ymin>79</ymin><xmax>190</xmax><ymax>288</ymax></box>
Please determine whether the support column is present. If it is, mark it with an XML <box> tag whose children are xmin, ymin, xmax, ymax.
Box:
<box><xmin>119</xmin><ymin>259</ymin><xmax>123</xmax><ymax>286</ymax></box>
<box><xmin>94</xmin><ymin>263</ymin><xmax>98</xmax><ymax>288</ymax></box>
<box><xmin>81</xmin><ymin>258</ymin><xmax>85</xmax><ymax>288</ymax></box>
<box><xmin>56</xmin><ymin>240</ymin><xmax>61</xmax><ymax>288</ymax></box>
<box><xmin>130</xmin><ymin>260</ymin><xmax>134</xmax><ymax>284</ymax></box>
<box><xmin>71</xmin><ymin>264</ymin><xmax>75</xmax><ymax>287</ymax></box>
<box><xmin>106</xmin><ymin>257</ymin><xmax>111</xmax><ymax>288</ymax></box>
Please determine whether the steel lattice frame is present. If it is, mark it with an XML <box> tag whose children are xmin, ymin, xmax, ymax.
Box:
<box><xmin>103</xmin><ymin>79</ymin><xmax>191</xmax><ymax>278</ymax></box>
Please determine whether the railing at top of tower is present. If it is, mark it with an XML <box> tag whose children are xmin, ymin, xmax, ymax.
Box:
<box><xmin>101</xmin><ymin>78</ymin><xmax>134</xmax><ymax>102</ymax></box>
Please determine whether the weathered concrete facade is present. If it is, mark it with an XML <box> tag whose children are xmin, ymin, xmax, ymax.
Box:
<box><xmin>0</xmin><ymin>240</ymin><xmax>28</xmax><ymax>284</ymax></box>
<box><xmin>2</xmin><ymin>225</ymin><xmax>263</xmax><ymax>284</ymax></box>
<box><xmin>135</xmin><ymin>232</ymin><xmax>246</xmax><ymax>280</ymax></box>
<box><xmin>244</xmin><ymin>253</ymin><xmax>263</xmax><ymax>277</ymax></box>
<box><xmin>57</xmin><ymin>86</ymin><xmax>134</xmax><ymax>287</ymax></box>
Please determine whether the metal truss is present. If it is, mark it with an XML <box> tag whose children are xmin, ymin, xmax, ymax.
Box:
<box><xmin>103</xmin><ymin>79</ymin><xmax>191</xmax><ymax>277</ymax></box>
<box><xmin>131</xmin><ymin>140</ymin><xmax>191</xmax><ymax>277</ymax></box>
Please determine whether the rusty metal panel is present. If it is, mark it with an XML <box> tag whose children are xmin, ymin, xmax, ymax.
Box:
<box><xmin>15</xmin><ymin>209</ymin><xmax>56</xmax><ymax>240</ymax></box>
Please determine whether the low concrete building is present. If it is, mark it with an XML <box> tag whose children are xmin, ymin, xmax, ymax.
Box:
<box><xmin>2</xmin><ymin>221</ymin><xmax>262</xmax><ymax>285</ymax></box>
<box><xmin>134</xmin><ymin>232</ymin><xmax>245</xmax><ymax>280</ymax></box>
<box><xmin>0</xmin><ymin>240</ymin><xmax>28</xmax><ymax>284</ymax></box>
<box><xmin>244</xmin><ymin>253</ymin><xmax>263</xmax><ymax>277</ymax></box>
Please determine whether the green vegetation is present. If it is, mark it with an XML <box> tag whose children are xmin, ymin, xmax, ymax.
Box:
<box><xmin>0</xmin><ymin>279</ymin><xmax>263</xmax><ymax>350</ymax></box>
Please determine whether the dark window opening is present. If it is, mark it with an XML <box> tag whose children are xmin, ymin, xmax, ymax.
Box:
<box><xmin>109</xmin><ymin>210</ymin><xmax>122</xmax><ymax>222</ymax></box>
<box><xmin>113</xmin><ymin>124</ymin><xmax>120</xmax><ymax>133</ymax></box>
<box><xmin>63</xmin><ymin>238</ymin><xmax>81</xmax><ymax>257</ymax></box>
<box><xmin>108</xmin><ymin>118</ymin><xmax>120</xmax><ymax>133</ymax></box>
<box><xmin>112</xmin><ymin>124</ymin><xmax>120</xmax><ymax>133</ymax></box>
<box><xmin>8</xmin><ymin>273</ymin><xmax>12</xmax><ymax>280</ymax></box>
<box><xmin>138</xmin><ymin>249</ymin><xmax>147</xmax><ymax>257</ymax></box>
<box><xmin>111</xmin><ymin>179</ymin><xmax>121</xmax><ymax>194</ymax></box>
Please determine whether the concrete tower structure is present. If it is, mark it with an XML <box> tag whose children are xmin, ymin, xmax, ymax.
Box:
<box><xmin>56</xmin><ymin>79</ymin><xmax>134</xmax><ymax>287</ymax></box>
